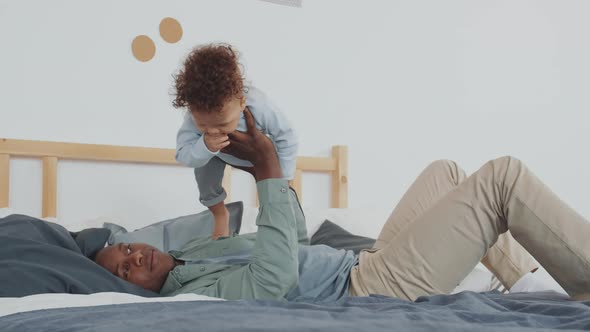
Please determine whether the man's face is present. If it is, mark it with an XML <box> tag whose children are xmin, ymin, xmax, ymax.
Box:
<box><xmin>95</xmin><ymin>242</ymin><xmax>176</xmax><ymax>293</ymax></box>
<box><xmin>191</xmin><ymin>96</ymin><xmax>245</xmax><ymax>135</ymax></box>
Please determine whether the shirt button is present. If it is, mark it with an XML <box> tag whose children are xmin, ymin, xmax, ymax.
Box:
<box><xmin>200</xmin><ymin>267</ymin><xmax>206</xmax><ymax>272</ymax></box>
<box><xmin>280</xmin><ymin>188</ymin><xmax>287</xmax><ymax>193</ymax></box>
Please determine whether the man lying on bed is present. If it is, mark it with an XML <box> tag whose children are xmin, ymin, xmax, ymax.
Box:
<box><xmin>96</xmin><ymin>109</ymin><xmax>590</xmax><ymax>302</ymax></box>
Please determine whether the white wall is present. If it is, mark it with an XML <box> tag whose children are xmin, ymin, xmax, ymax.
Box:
<box><xmin>1</xmin><ymin>0</ymin><xmax>589</xmax><ymax>227</ymax></box>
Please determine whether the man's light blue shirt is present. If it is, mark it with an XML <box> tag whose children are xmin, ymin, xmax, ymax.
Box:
<box><xmin>184</xmin><ymin>245</ymin><xmax>357</xmax><ymax>302</ymax></box>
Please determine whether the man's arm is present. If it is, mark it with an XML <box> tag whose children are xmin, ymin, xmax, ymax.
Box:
<box><xmin>195</xmin><ymin>109</ymin><xmax>300</xmax><ymax>300</ymax></box>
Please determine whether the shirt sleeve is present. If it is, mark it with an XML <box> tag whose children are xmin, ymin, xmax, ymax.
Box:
<box><xmin>198</xmin><ymin>179</ymin><xmax>300</xmax><ymax>300</ymax></box>
<box><xmin>175</xmin><ymin>113</ymin><xmax>219</xmax><ymax>168</ymax></box>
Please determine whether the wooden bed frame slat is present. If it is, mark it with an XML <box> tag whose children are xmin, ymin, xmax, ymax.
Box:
<box><xmin>0</xmin><ymin>138</ymin><xmax>177</xmax><ymax>165</ymax></box>
<box><xmin>294</xmin><ymin>157</ymin><xmax>337</xmax><ymax>172</ymax></box>
<box><xmin>0</xmin><ymin>138</ymin><xmax>349</xmax><ymax>217</ymax></box>
<box><xmin>331</xmin><ymin>146</ymin><xmax>348</xmax><ymax>208</ymax></box>
<box><xmin>291</xmin><ymin>169</ymin><xmax>303</xmax><ymax>201</ymax></box>
<box><xmin>42</xmin><ymin>157</ymin><xmax>58</xmax><ymax>218</ymax></box>
<box><xmin>0</xmin><ymin>154</ymin><xmax>9</xmax><ymax>208</ymax></box>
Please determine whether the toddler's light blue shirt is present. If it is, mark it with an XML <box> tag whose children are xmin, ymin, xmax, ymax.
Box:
<box><xmin>175</xmin><ymin>85</ymin><xmax>298</xmax><ymax>206</ymax></box>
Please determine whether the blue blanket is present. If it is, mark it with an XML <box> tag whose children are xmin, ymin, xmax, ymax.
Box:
<box><xmin>2</xmin><ymin>291</ymin><xmax>589</xmax><ymax>331</ymax></box>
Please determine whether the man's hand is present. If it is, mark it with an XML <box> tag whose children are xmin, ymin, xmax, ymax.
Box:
<box><xmin>204</xmin><ymin>132</ymin><xmax>230</xmax><ymax>152</ymax></box>
<box><xmin>222</xmin><ymin>108</ymin><xmax>281</xmax><ymax>181</ymax></box>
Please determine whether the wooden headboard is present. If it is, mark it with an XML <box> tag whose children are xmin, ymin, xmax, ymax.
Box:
<box><xmin>0</xmin><ymin>138</ymin><xmax>348</xmax><ymax>218</ymax></box>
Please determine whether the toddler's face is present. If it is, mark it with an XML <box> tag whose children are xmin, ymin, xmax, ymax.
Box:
<box><xmin>191</xmin><ymin>96</ymin><xmax>245</xmax><ymax>135</ymax></box>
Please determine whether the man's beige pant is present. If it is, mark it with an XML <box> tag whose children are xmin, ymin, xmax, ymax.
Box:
<box><xmin>349</xmin><ymin>157</ymin><xmax>590</xmax><ymax>301</ymax></box>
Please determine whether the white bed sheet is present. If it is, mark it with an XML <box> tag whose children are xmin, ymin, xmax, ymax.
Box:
<box><xmin>0</xmin><ymin>292</ymin><xmax>221</xmax><ymax>318</ymax></box>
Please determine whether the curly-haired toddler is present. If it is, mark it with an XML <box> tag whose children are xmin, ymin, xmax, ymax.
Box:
<box><xmin>173</xmin><ymin>43</ymin><xmax>298</xmax><ymax>239</ymax></box>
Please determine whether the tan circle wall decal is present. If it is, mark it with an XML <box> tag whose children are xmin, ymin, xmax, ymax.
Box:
<box><xmin>159</xmin><ymin>17</ymin><xmax>183</xmax><ymax>44</ymax></box>
<box><xmin>131</xmin><ymin>35</ymin><xmax>156</xmax><ymax>62</ymax></box>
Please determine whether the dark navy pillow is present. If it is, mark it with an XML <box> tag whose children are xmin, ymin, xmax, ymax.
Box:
<box><xmin>310</xmin><ymin>220</ymin><xmax>376</xmax><ymax>254</ymax></box>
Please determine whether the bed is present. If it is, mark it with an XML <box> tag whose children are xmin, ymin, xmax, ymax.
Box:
<box><xmin>0</xmin><ymin>138</ymin><xmax>588</xmax><ymax>331</ymax></box>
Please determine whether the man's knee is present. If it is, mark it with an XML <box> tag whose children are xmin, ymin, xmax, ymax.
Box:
<box><xmin>489</xmin><ymin>155</ymin><xmax>524</xmax><ymax>170</ymax></box>
<box><xmin>427</xmin><ymin>159</ymin><xmax>458</xmax><ymax>169</ymax></box>
<box><xmin>424</xmin><ymin>159</ymin><xmax>464</xmax><ymax>185</ymax></box>
<box><xmin>495</xmin><ymin>155</ymin><xmax>520</xmax><ymax>163</ymax></box>
<box><xmin>484</xmin><ymin>156</ymin><xmax>527</xmax><ymax>185</ymax></box>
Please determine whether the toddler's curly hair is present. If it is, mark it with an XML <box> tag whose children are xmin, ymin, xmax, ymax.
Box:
<box><xmin>173</xmin><ymin>43</ymin><xmax>244</xmax><ymax>113</ymax></box>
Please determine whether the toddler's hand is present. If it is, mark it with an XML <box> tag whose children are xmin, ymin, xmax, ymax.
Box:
<box><xmin>203</xmin><ymin>132</ymin><xmax>230</xmax><ymax>152</ymax></box>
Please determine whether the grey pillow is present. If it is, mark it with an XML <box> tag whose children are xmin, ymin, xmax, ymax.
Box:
<box><xmin>104</xmin><ymin>201</ymin><xmax>243</xmax><ymax>252</ymax></box>
<box><xmin>310</xmin><ymin>219</ymin><xmax>376</xmax><ymax>254</ymax></box>
<box><xmin>0</xmin><ymin>214</ymin><xmax>157</xmax><ymax>297</ymax></box>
